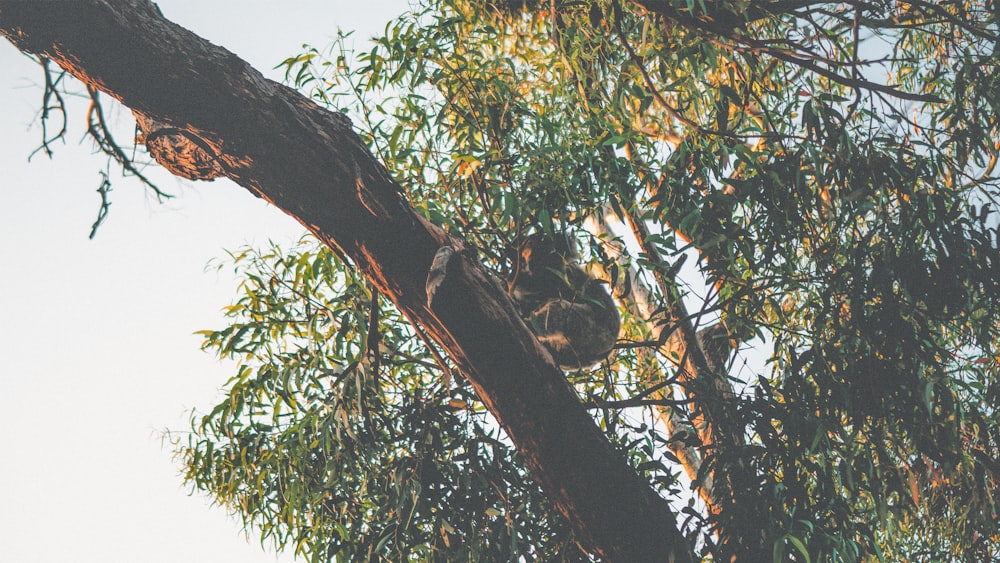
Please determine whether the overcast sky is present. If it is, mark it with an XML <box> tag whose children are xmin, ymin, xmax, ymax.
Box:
<box><xmin>0</xmin><ymin>2</ymin><xmax>408</xmax><ymax>561</ymax></box>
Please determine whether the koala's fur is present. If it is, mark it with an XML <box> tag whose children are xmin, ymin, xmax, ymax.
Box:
<box><xmin>508</xmin><ymin>233</ymin><xmax>620</xmax><ymax>369</ymax></box>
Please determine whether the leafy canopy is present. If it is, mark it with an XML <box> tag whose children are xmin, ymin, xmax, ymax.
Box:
<box><xmin>178</xmin><ymin>1</ymin><xmax>1000</xmax><ymax>561</ymax></box>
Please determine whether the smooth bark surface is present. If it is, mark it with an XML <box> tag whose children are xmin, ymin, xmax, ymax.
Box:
<box><xmin>0</xmin><ymin>1</ymin><xmax>692</xmax><ymax>561</ymax></box>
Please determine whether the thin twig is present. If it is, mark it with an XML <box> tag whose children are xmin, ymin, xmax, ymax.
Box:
<box><xmin>29</xmin><ymin>57</ymin><xmax>68</xmax><ymax>160</ymax></box>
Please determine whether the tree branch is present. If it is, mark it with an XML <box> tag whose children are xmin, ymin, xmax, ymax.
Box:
<box><xmin>628</xmin><ymin>0</ymin><xmax>945</xmax><ymax>104</ymax></box>
<box><xmin>0</xmin><ymin>1</ymin><xmax>692</xmax><ymax>560</ymax></box>
<box><xmin>583</xmin><ymin>212</ymin><xmax>717</xmax><ymax>510</ymax></box>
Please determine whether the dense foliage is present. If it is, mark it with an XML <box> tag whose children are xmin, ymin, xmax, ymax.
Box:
<box><xmin>179</xmin><ymin>1</ymin><xmax>1000</xmax><ymax>561</ymax></box>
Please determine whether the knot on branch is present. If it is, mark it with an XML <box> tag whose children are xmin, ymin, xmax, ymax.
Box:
<box><xmin>134</xmin><ymin>112</ymin><xmax>224</xmax><ymax>180</ymax></box>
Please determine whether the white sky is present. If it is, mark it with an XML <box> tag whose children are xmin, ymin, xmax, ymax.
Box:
<box><xmin>0</xmin><ymin>2</ymin><xmax>409</xmax><ymax>561</ymax></box>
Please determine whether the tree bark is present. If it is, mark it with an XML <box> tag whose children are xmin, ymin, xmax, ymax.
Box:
<box><xmin>0</xmin><ymin>1</ymin><xmax>693</xmax><ymax>561</ymax></box>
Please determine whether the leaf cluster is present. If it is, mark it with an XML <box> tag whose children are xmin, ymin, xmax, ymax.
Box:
<box><xmin>184</xmin><ymin>0</ymin><xmax>1000</xmax><ymax>561</ymax></box>
<box><xmin>179</xmin><ymin>241</ymin><xmax>587</xmax><ymax>561</ymax></box>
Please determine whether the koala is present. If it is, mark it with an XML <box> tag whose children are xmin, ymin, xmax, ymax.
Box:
<box><xmin>507</xmin><ymin>233</ymin><xmax>621</xmax><ymax>369</ymax></box>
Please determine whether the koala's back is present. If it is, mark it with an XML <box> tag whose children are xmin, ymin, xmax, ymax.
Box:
<box><xmin>509</xmin><ymin>233</ymin><xmax>621</xmax><ymax>369</ymax></box>
<box><xmin>529</xmin><ymin>278</ymin><xmax>620</xmax><ymax>368</ymax></box>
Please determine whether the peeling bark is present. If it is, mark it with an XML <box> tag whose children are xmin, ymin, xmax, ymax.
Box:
<box><xmin>0</xmin><ymin>1</ymin><xmax>694</xmax><ymax>561</ymax></box>
<box><xmin>584</xmin><ymin>213</ymin><xmax>717</xmax><ymax>510</ymax></box>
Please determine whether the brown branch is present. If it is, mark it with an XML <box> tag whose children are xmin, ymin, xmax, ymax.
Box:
<box><xmin>0</xmin><ymin>2</ymin><xmax>693</xmax><ymax>561</ymax></box>
<box><xmin>628</xmin><ymin>0</ymin><xmax>947</xmax><ymax>104</ymax></box>
<box><xmin>739</xmin><ymin>39</ymin><xmax>945</xmax><ymax>103</ymax></box>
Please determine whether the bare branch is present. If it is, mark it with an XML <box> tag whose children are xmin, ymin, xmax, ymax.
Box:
<box><xmin>28</xmin><ymin>56</ymin><xmax>68</xmax><ymax>160</ymax></box>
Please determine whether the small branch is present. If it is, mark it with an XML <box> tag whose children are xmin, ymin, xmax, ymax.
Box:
<box><xmin>366</xmin><ymin>285</ymin><xmax>383</xmax><ymax>377</ymax></box>
<box><xmin>88</xmin><ymin>169</ymin><xmax>112</xmax><ymax>239</ymax></box>
<box><xmin>28</xmin><ymin>56</ymin><xmax>69</xmax><ymax>160</ymax></box>
<box><xmin>585</xmin><ymin>396</ymin><xmax>688</xmax><ymax>409</ymax></box>
<box><xmin>85</xmin><ymin>85</ymin><xmax>167</xmax><ymax>197</ymax></box>
<box><xmin>629</xmin><ymin>0</ymin><xmax>947</xmax><ymax>104</ymax></box>
<box><xmin>741</xmin><ymin>39</ymin><xmax>945</xmax><ymax>103</ymax></box>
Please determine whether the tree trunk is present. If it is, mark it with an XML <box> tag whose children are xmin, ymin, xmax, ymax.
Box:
<box><xmin>0</xmin><ymin>1</ymin><xmax>693</xmax><ymax>561</ymax></box>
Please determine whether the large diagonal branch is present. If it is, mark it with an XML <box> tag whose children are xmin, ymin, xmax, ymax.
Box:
<box><xmin>0</xmin><ymin>1</ymin><xmax>692</xmax><ymax>561</ymax></box>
